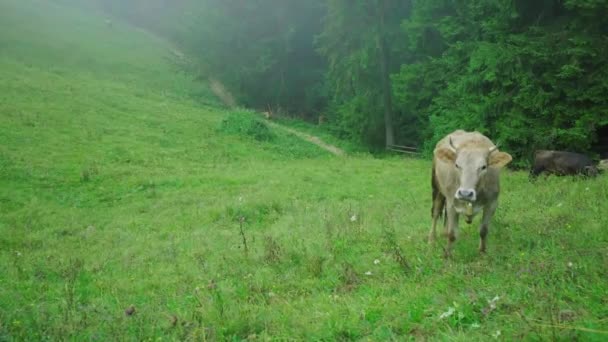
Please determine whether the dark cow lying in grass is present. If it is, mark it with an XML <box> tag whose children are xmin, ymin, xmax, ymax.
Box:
<box><xmin>430</xmin><ymin>130</ymin><xmax>512</xmax><ymax>257</ymax></box>
<box><xmin>530</xmin><ymin>150</ymin><xmax>598</xmax><ymax>178</ymax></box>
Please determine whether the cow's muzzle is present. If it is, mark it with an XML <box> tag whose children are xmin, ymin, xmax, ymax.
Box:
<box><xmin>456</xmin><ymin>188</ymin><xmax>476</xmax><ymax>202</ymax></box>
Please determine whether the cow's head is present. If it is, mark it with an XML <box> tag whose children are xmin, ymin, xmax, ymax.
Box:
<box><xmin>436</xmin><ymin>137</ymin><xmax>512</xmax><ymax>202</ymax></box>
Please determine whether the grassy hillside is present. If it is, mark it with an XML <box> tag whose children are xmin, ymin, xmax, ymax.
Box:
<box><xmin>1</xmin><ymin>1</ymin><xmax>607</xmax><ymax>340</ymax></box>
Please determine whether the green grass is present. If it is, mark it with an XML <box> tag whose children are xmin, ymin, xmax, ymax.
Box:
<box><xmin>1</xmin><ymin>1</ymin><xmax>608</xmax><ymax>340</ymax></box>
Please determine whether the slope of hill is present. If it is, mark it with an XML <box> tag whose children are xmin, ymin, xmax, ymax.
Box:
<box><xmin>1</xmin><ymin>1</ymin><xmax>607</xmax><ymax>340</ymax></box>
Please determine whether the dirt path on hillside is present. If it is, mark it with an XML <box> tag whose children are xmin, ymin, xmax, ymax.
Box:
<box><xmin>207</xmin><ymin>78</ymin><xmax>346</xmax><ymax>156</ymax></box>
<box><xmin>207</xmin><ymin>77</ymin><xmax>345</xmax><ymax>156</ymax></box>
<box><xmin>151</xmin><ymin>32</ymin><xmax>346</xmax><ymax>157</ymax></box>
<box><xmin>265</xmin><ymin>121</ymin><xmax>346</xmax><ymax>157</ymax></box>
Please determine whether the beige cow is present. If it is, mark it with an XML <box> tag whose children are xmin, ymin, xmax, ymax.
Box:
<box><xmin>430</xmin><ymin>130</ymin><xmax>512</xmax><ymax>257</ymax></box>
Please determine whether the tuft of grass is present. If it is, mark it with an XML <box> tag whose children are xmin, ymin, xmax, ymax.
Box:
<box><xmin>218</xmin><ymin>109</ymin><xmax>276</xmax><ymax>142</ymax></box>
<box><xmin>1</xmin><ymin>0</ymin><xmax>608</xmax><ymax>341</ymax></box>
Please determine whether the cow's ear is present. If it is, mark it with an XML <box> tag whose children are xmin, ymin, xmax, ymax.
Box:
<box><xmin>435</xmin><ymin>147</ymin><xmax>456</xmax><ymax>163</ymax></box>
<box><xmin>489</xmin><ymin>151</ymin><xmax>512</xmax><ymax>168</ymax></box>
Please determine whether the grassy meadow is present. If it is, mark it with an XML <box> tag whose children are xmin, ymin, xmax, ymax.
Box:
<box><xmin>1</xmin><ymin>1</ymin><xmax>608</xmax><ymax>340</ymax></box>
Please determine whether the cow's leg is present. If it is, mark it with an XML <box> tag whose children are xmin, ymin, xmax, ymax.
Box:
<box><xmin>529</xmin><ymin>166</ymin><xmax>543</xmax><ymax>181</ymax></box>
<box><xmin>429</xmin><ymin>194</ymin><xmax>445</xmax><ymax>243</ymax></box>
<box><xmin>445</xmin><ymin>204</ymin><xmax>459</xmax><ymax>258</ymax></box>
<box><xmin>442</xmin><ymin>206</ymin><xmax>448</xmax><ymax>236</ymax></box>
<box><xmin>479</xmin><ymin>200</ymin><xmax>498</xmax><ymax>253</ymax></box>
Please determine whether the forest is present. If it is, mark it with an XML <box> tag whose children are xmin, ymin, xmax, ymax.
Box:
<box><xmin>89</xmin><ymin>0</ymin><xmax>608</xmax><ymax>166</ymax></box>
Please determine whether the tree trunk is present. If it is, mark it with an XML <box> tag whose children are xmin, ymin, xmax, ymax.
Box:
<box><xmin>377</xmin><ymin>3</ymin><xmax>394</xmax><ymax>148</ymax></box>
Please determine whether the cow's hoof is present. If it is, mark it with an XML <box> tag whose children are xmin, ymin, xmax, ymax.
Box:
<box><xmin>442</xmin><ymin>247</ymin><xmax>452</xmax><ymax>259</ymax></box>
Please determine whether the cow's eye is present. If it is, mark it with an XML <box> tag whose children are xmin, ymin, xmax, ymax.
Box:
<box><xmin>455</xmin><ymin>163</ymin><xmax>461</xmax><ymax>169</ymax></box>
<box><xmin>481</xmin><ymin>165</ymin><xmax>487</xmax><ymax>171</ymax></box>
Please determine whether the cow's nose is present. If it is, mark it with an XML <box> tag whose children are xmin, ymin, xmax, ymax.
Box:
<box><xmin>457</xmin><ymin>189</ymin><xmax>476</xmax><ymax>201</ymax></box>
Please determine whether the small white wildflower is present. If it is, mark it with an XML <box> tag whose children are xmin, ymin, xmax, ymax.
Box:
<box><xmin>268</xmin><ymin>292</ymin><xmax>275</xmax><ymax>297</ymax></box>
<box><xmin>439</xmin><ymin>307</ymin><xmax>455</xmax><ymax>319</ymax></box>
<box><xmin>567</xmin><ymin>262</ymin><xmax>573</xmax><ymax>268</ymax></box>
<box><xmin>492</xmin><ymin>330</ymin><xmax>501</xmax><ymax>339</ymax></box>
<box><xmin>238</xmin><ymin>196</ymin><xmax>243</xmax><ymax>202</ymax></box>
<box><xmin>585</xmin><ymin>187</ymin><xmax>590</xmax><ymax>191</ymax></box>
<box><xmin>365</xmin><ymin>271</ymin><xmax>372</xmax><ymax>276</ymax></box>
<box><xmin>373</xmin><ymin>259</ymin><xmax>380</xmax><ymax>265</ymax></box>
<box><xmin>471</xmin><ymin>323</ymin><xmax>480</xmax><ymax>328</ymax></box>
<box><xmin>557</xmin><ymin>203</ymin><xmax>563</xmax><ymax>207</ymax></box>
<box><xmin>16</xmin><ymin>251</ymin><xmax>22</xmax><ymax>257</ymax></box>
<box><xmin>350</xmin><ymin>214</ymin><xmax>357</xmax><ymax>222</ymax></box>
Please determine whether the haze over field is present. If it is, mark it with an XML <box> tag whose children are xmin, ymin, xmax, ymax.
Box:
<box><xmin>1</xmin><ymin>1</ymin><xmax>607</xmax><ymax>340</ymax></box>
